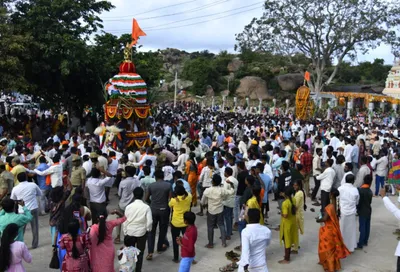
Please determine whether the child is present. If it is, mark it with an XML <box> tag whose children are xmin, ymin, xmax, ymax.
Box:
<box><xmin>177</xmin><ymin>211</ymin><xmax>198</xmax><ymax>272</ymax></box>
<box><xmin>162</xmin><ymin>160</ymin><xmax>175</xmax><ymax>184</ymax></box>
<box><xmin>118</xmin><ymin>236</ymin><xmax>141</xmax><ymax>272</ymax></box>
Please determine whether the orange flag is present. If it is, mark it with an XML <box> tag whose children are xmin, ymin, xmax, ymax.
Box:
<box><xmin>304</xmin><ymin>71</ymin><xmax>310</xmax><ymax>81</ymax></box>
<box><xmin>131</xmin><ymin>19</ymin><xmax>146</xmax><ymax>47</ymax></box>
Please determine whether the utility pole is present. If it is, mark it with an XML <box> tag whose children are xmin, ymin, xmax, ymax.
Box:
<box><xmin>174</xmin><ymin>71</ymin><xmax>177</xmax><ymax>108</ymax></box>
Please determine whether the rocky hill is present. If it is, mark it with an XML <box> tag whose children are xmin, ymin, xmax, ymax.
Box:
<box><xmin>158</xmin><ymin>48</ymin><xmax>305</xmax><ymax>101</ymax></box>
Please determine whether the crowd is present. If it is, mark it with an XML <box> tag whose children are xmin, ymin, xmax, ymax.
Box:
<box><xmin>0</xmin><ymin>101</ymin><xmax>400</xmax><ymax>272</ymax></box>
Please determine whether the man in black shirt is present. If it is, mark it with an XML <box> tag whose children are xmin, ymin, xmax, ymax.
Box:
<box><xmin>234</xmin><ymin>161</ymin><xmax>249</xmax><ymax>229</ymax></box>
<box><xmin>356</xmin><ymin>174</ymin><xmax>373</xmax><ymax>250</ymax></box>
<box><xmin>145</xmin><ymin>170</ymin><xmax>171</xmax><ymax>260</ymax></box>
<box><xmin>277</xmin><ymin>161</ymin><xmax>292</xmax><ymax>210</ymax></box>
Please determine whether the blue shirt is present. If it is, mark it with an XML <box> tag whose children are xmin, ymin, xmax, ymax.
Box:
<box><xmin>259</xmin><ymin>173</ymin><xmax>272</xmax><ymax>203</ymax></box>
<box><xmin>283</xmin><ymin>130</ymin><xmax>291</xmax><ymax>140</ymax></box>
<box><xmin>172</xmin><ymin>178</ymin><xmax>191</xmax><ymax>193</ymax></box>
<box><xmin>202</xmin><ymin>136</ymin><xmax>212</xmax><ymax>147</ymax></box>
<box><xmin>36</xmin><ymin>163</ymin><xmax>50</xmax><ymax>190</ymax></box>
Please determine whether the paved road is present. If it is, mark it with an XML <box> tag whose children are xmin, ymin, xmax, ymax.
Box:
<box><xmin>22</xmin><ymin>188</ymin><xmax>399</xmax><ymax>272</ymax></box>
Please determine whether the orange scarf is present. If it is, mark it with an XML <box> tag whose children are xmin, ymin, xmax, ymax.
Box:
<box><xmin>45</xmin><ymin>162</ymin><xmax>59</xmax><ymax>186</ymax></box>
<box><xmin>360</xmin><ymin>184</ymin><xmax>370</xmax><ymax>189</ymax></box>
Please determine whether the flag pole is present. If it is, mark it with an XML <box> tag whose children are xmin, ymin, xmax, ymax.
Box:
<box><xmin>174</xmin><ymin>71</ymin><xmax>177</xmax><ymax>108</ymax></box>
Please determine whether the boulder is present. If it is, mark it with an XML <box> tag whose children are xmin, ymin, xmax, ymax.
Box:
<box><xmin>167</xmin><ymin>79</ymin><xmax>193</xmax><ymax>90</ymax></box>
<box><xmin>235</xmin><ymin>76</ymin><xmax>271</xmax><ymax>100</ymax></box>
<box><xmin>276</xmin><ymin>73</ymin><xmax>304</xmax><ymax>91</ymax></box>
<box><xmin>221</xmin><ymin>90</ymin><xmax>230</xmax><ymax>97</ymax></box>
<box><xmin>227</xmin><ymin>58</ymin><xmax>243</xmax><ymax>72</ymax></box>
<box><xmin>205</xmin><ymin>85</ymin><xmax>214</xmax><ymax>97</ymax></box>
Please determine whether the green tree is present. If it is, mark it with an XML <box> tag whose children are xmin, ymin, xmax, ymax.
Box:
<box><xmin>0</xmin><ymin>2</ymin><xmax>30</xmax><ymax>92</ymax></box>
<box><xmin>235</xmin><ymin>0</ymin><xmax>399</xmax><ymax>94</ymax></box>
<box><xmin>182</xmin><ymin>57</ymin><xmax>221</xmax><ymax>95</ymax></box>
<box><xmin>11</xmin><ymin>0</ymin><xmax>113</xmax><ymax>109</ymax></box>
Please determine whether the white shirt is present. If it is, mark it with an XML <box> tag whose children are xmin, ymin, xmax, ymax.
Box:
<box><xmin>383</xmin><ymin>196</ymin><xmax>400</xmax><ymax>256</ymax></box>
<box><xmin>329</xmin><ymin>136</ymin><xmax>341</xmax><ymax>152</ymax></box>
<box><xmin>343</xmin><ymin>144</ymin><xmax>354</xmax><ymax>163</ymax></box>
<box><xmin>338</xmin><ymin>183</ymin><xmax>359</xmax><ymax>216</ymax></box>
<box><xmin>98</xmin><ymin>156</ymin><xmax>108</xmax><ymax>171</ymax></box>
<box><xmin>222</xmin><ymin>176</ymin><xmax>239</xmax><ymax>208</ymax></box>
<box><xmin>34</xmin><ymin>164</ymin><xmax>63</xmax><ymax>188</ymax></box>
<box><xmin>48</xmin><ymin>148</ymin><xmax>58</xmax><ymax>159</ymax></box>
<box><xmin>199</xmin><ymin>166</ymin><xmax>214</xmax><ymax>188</ymax></box>
<box><xmin>354</xmin><ymin>165</ymin><xmax>371</xmax><ymax>188</ymax></box>
<box><xmin>123</xmin><ymin>199</ymin><xmax>153</xmax><ymax>237</ymax></box>
<box><xmin>86</xmin><ymin>177</ymin><xmax>111</xmax><ymax>203</ymax></box>
<box><xmin>10</xmin><ymin>181</ymin><xmax>42</xmax><ymax>210</ymax></box>
<box><xmin>341</xmin><ymin>171</ymin><xmax>353</xmax><ymax>186</ymax></box>
<box><xmin>238</xmin><ymin>224</ymin><xmax>271</xmax><ymax>272</ymax></box>
<box><xmin>238</xmin><ymin>141</ymin><xmax>248</xmax><ymax>159</ymax></box>
<box><xmin>172</xmin><ymin>153</ymin><xmax>189</xmax><ymax>172</ymax></box>
<box><xmin>376</xmin><ymin>156</ymin><xmax>388</xmax><ymax>177</ymax></box>
<box><xmin>108</xmin><ymin>159</ymin><xmax>119</xmax><ymax>175</ymax></box>
<box><xmin>162</xmin><ymin>166</ymin><xmax>174</xmax><ymax>181</ymax></box>
<box><xmin>316</xmin><ymin>167</ymin><xmax>336</xmax><ymax>192</ymax></box>
<box><xmin>263</xmin><ymin>163</ymin><xmax>273</xmax><ymax>181</ymax></box>
<box><xmin>82</xmin><ymin>160</ymin><xmax>92</xmax><ymax>175</ymax></box>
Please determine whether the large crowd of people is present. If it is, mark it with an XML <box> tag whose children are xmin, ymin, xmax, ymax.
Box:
<box><xmin>0</xmin><ymin>101</ymin><xmax>400</xmax><ymax>271</ymax></box>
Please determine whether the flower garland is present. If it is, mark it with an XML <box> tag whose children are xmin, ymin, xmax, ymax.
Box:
<box><xmin>134</xmin><ymin>107</ymin><xmax>150</xmax><ymax>118</ymax></box>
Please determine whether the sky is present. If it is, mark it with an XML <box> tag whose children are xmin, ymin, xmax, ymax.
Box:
<box><xmin>100</xmin><ymin>0</ymin><xmax>396</xmax><ymax>65</ymax></box>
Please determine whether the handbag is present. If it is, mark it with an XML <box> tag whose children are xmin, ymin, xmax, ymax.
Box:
<box><xmin>49</xmin><ymin>247</ymin><xmax>60</xmax><ymax>269</ymax></box>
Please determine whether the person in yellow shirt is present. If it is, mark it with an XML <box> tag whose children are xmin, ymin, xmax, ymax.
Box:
<box><xmin>11</xmin><ymin>158</ymin><xmax>26</xmax><ymax>186</ymax></box>
<box><xmin>169</xmin><ymin>184</ymin><xmax>192</xmax><ymax>263</ymax></box>
<box><xmin>279</xmin><ymin>187</ymin><xmax>298</xmax><ymax>264</ymax></box>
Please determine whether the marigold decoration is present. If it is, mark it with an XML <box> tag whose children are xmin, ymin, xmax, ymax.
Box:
<box><xmin>134</xmin><ymin>107</ymin><xmax>150</xmax><ymax>119</ymax></box>
<box><xmin>295</xmin><ymin>86</ymin><xmax>312</xmax><ymax>120</ymax></box>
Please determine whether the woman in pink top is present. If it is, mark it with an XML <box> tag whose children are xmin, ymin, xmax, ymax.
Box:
<box><xmin>89</xmin><ymin>209</ymin><xmax>126</xmax><ymax>272</ymax></box>
<box><xmin>0</xmin><ymin>223</ymin><xmax>32</xmax><ymax>272</ymax></box>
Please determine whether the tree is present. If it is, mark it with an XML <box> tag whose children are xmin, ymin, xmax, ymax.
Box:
<box><xmin>182</xmin><ymin>57</ymin><xmax>221</xmax><ymax>95</ymax></box>
<box><xmin>11</xmin><ymin>0</ymin><xmax>113</xmax><ymax>109</ymax></box>
<box><xmin>235</xmin><ymin>0</ymin><xmax>399</xmax><ymax>94</ymax></box>
<box><xmin>0</xmin><ymin>2</ymin><xmax>30</xmax><ymax>92</ymax></box>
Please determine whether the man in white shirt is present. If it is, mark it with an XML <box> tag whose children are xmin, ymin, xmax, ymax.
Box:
<box><xmin>238</xmin><ymin>208</ymin><xmax>271</xmax><ymax>271</ymax></box>
<box><xmin>315</xmin><ymin>159</ymin><xmax>336</xmax><ymax>213</ymax></box>
<box><xmin>238</xmin><ymin>136</ymin><xmax>249</xmax><ymax>160</ymax></box>
<box><xmin>86</xmin><ymin>167</ymin><xmax>111</xmax><ymax>224</ymax></box>
<box><xmin>355</xmin><ymin>156</ymin><xmax>371</xmax><ymax>188</ymax></box>
<box><xmin>375</xmin><ymin>151</ymin><xmax>388</xmax><ymax>196</ymax></box>
<box><xmin>123</xmin><ymin>187</ymin><xmax>152</xmax><ymax>272</ymax></box>
<box><xmin>10</xmin><ymin>172</ymin><xmax>42</xmax><ymax>249</ymax></box>
<box><xmin>172</xmin><ymin>148</ymin><xmax>189</xmax><ymax>172</ymax></box>
<box><xmin>338</xmin><ymin>174</ymin><xmax>359</xmax><ymax>252</ymax></box>
<box><xmin>115</xmin><ymin>166</ymin><xmax>141</xmax><ymax>244</ymax></box>
<box><xmin>329</xmin><ymin>133</ymin><xmax>341</xmax><ymax>157</ymax></box>
<box><xmin>341</xmin><ymin>163</ymin><xmax>354</xmax><ymax>186</ymax></box>
<box><xmin>222</xmin><ymin>167</ymin><xmax>239</xmax><ymax>240</ymax></box>
<box><xmin>197</xmin><ymin>158</ymin><xmax>215</xmax><ymax>216</ymax></box>
<box><xmin>34</xmin><ymin>154</ymin><xmax>63</xmax><ymax>188</ymax></box>
<box><xmin>311</xmin><ymin>148</ymin><xmax>323</xmax><ymax>203</ymax></box>
<box><xmin>343</xmin><ymin>138</ymin><xmax>354</xmax><ymax>163</ymax></box>
<box><xmin>201</xmin><ymin>174</ymin><xmax>234</xmax><ymax>248</ymax></box>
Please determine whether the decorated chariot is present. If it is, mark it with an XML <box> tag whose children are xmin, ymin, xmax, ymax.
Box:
<box><xmin>95</xmin><ymin>19</ymin><xmax>150</xmax><ymax>150</ymax></box>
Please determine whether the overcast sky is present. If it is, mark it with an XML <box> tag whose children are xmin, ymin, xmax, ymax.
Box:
<box><xmin>100</xmin><ymin>0</ymin><xmax>395</xmax><ymax>65</ymax></box>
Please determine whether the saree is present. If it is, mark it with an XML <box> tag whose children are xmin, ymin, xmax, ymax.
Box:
<box><xmin>318</xmin><ymin>204</ymin><xmax>350</xmax><ymax>272</ymax></box>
